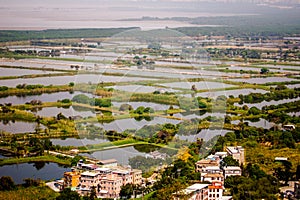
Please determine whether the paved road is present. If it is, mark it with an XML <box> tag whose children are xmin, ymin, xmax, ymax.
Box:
<box><xmin>46</xmin><ymin>181</ymin><xmax>61</xmax><ymax>192</ymax></box>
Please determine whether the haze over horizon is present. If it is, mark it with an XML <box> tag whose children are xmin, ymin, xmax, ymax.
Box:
<box><xmin>0</xmin><ymin>0</ymin><xmax>299</xmax><ymax>30</ymax></box>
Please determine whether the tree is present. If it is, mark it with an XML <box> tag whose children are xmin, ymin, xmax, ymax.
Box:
<box><xmin>191</xmin><ymin>84</ymin><xmax>197</xmax><ymax>91</ymax></box>
<box><xmin>23</xmin><ymin>178</ymin><xmax>42</xmax><ymax>187</ymax></box>
<box><xmin>296</xmin><ymin>165</ymin><xmax>300</xmax><ymax>180</ymax></box>
<box><xmin>221</xmin><ymin>156</ymin><xmax>239</xmax><ymax>168</ymax></box>
<box><xmin>134</xmin><ymin>106</ymin><xmax>145</xmax><ymax>115</ymax></box>
<box><xmin>0</xmin><ymin>176</ymin><xmax>15</xmax><ymax>191</ymax></box>
<box><xmin>43</xmin><ymin>138</ymin><xmax>53</xmax><ymax>150</ymax></box>
<box><xmin>279</xmin><ymin>131</ymin><xmax>295</xmax><ymax>148</ymax></box>
<box><xmin>56</xmin><ymin>188</ymin><xmax>80</xmax><ymax>200</ymax></box>
<box><xmin>120</xmin><ymin>183</ymin><xmax>134</xmax><ymax>199</ymax></box>
<box><xmin>260</xmin><ymin>67</ymin><xmax>269</xmax><ymax>74</ymax></box>
<box><xmin>248</xmin><ymin>106</ymin><xmax>261</xmax><ymax>115</ymax></box>
<box><xmin>274</xmin><ymin>160</ymin><xmax>292</xmax><ymax>185</ymax></box>
<box><xmin>89</xmin><ymin>186</ymin><xmax>97</xmax><ymax>200</ymax></box>
<box><xmin>119</xmin><ymin>104</ymin><xmax>133</xmax><ymax>111</ymax></box>
<box><xmin>71</xmin><ymin>155</ymin><xmax>85</xmax><ymax>167</ymax></box>
<box><xmin>72</xmin><ymin>94</ymin><xmax>91</xmax><ymax>105</ymax></box>
<box><xmin>225</xmin><ymin>115</ymin><xmax>232</xmax><ymax>124</ymax></box>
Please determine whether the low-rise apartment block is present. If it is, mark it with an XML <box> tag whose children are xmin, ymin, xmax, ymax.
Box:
<box><xmin>196</xmin><ymin>159</ymin><xmax>219</xmax><ymax>172</ymax></box>
<box><xmin>224</xmin><ymin>166</ymin><xmax>242</xmax><ymax>179</ymax></box>
<box><xmin>226</xmin><ymin>146</ymin><xmax>245</xmax><ymax>165</ymax></box>
<box><xmin>62</xmin><ymin>159</ymin><xmax>143</xmax><ymax>198</ymax></box>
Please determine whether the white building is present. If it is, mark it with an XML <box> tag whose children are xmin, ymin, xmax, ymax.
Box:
<box><xmin>201</xmin><ymin>173</ymin><xmax>224</xmax><ymax>185</ymax></box>
<box><xmin>203</xmin><ymin>166</ymin><xmax>222</xmax><ymax>175</ymax></box>
<box><xmin>174</xmin><ymin>183</ymin><xmax>209</xmax><ymax>200</ymax></box>
<box><xmin>214</xmin><ymin>152</ymin><xmax>228</xmax><ymax>159</ymax></box>
<box><xmin>78</xmin><ymin>171</ymin><xmax>101</xmax><ymax>196</ymax></box>
<box><xmin>208</xmin><ymin>182</ymin><xmax>224</xmax><ymax>200</ymax></box>
<box><xmin>176</xmin><ymin>183</ymin><xmax>232</xmax><ymax>200</ymax></box>
<box><xmin>224</xmin><ymin>166</ymin><xmax>242</xmax><ymax>178</ymax></box>
<box><xmin>226</xmin><ymin>146</ymin><xmax>245</xmax><ymax>165</ymax></box>
<box><xmin>196</xmin><ymin>159</ymin><xmax>219</xmax><ymax>172</ymax></box>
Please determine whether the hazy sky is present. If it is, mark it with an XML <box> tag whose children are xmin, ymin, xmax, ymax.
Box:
<box><xmin>0</xmin><ymin>0</ymin><xmax>299</xmax><ymax>30</ymax></box>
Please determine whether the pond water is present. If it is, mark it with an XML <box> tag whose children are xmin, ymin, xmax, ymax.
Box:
<box><xmin>260</xmin><ymin>64</ymin><xmax>300</xmax><ymax>71</ymax></box>
<box><xmin>232</xmin><ymin>118</ymin><xmax>274</xmax><ymax>129</ymax></box>
<box><xmin>100</xmin><ymin>68</ymin><xmax>202</xmax><ymax>79</ymax></box>
<box><xmin>198</xmin><ymin>88</ymin><xmax>268</xmax><ymax>98</ymax></box>
<box><xmin>33</xmin><ymin>106</ymin><xmax>95</xmax><ymax>118</ymax></box>
<box><xmin>0</xmin><ymin>162</ymin><xmax>70</xmax><ymax>184</ymax></box>
<box><xmin>152</xmin><ymin>66</ymin><xmax>241</xmax><ymax>78</ymax></box>
<box><xmin>1</xmin><ymin>59</ymin><xmax>77</xmax><ymax>71</ymax></box>
<box><xmin>230</xmin><ymin>77</ymin><xmax>298</xmax><ymax>84</ymax></box>
<box><xmin>81</xmin><ymin>146</ymin><xmax>147</xmax><ymax>166</ymax></box>
<box><xmin>159</xmin><ymin>81</ymin><xmax>234</xmax><ymax>90</ymax></box>
<box><xmin>172</xmin><ymin>112</ymin><xmax>226</xmax><ymax>120</ymax></box>
<box><xmin>0</xmin><ymin>91</ymin><xmax>93</xmax><ymax>105</ymax></box>
<box><xmin>0</xmin><ymin>121</ymin><xmax>45</xmax><ymax>134</ymax></box>
<box><xmin>109</xmin><ymin>85</ymin><xmax>180</xmax><ymax>93</ymax></box>
<box><xmin>51</xmin><ymin>137</ymin><xmax>109</xmax><ymax>147</ymax></box>
<box><xmin>227</xmin><ymin>66</ymin><xmax>296</xmax><ymax>73</ymax></box>
<box><xmin>246</xmin><ymin>118</ymin><xmax>274</xmax><ymax>129</ymax></box>
<box><xmin>155</xmin><ymin>61</ymin><xmax>214</xmax><ymax>68</ymax></box>
<box><xmin>287</xmin><ymin>112</ymin><xmax>300</xmax><ymax>117</ymax></box>
<box><xmin>1</xmin><ymin>59</ymin><xmax>201</xmax><ymax>79</ymax></box>
<box><xmin>0</xmin><ymin>74</ymin><xmax>153</xmax><ymax>87</ymax></box>
<box><xmin>181</xmin><ymin>88</ymin><xmax>268</xmax><ymax>98</ymax></box>
<box><xmin>286</xmin><ymin>84</ymin><xmax>300</xmax><ymax>89</ymax></box>
<box><xmin>177</xmin><ymin>129</ymin><xmax>229</xmax><ymax>142</ymax></box>
<box><xmin>96</xmin><ymin>117</ymin><xmax>181</xmax><ymax>132</ymax></box>
<box><xmin>235</xmin><ymin>97</ymin><xmax>300</xmax><ymax>109</ymax></box>
<box><xmin>0</xmin><ymin>153</ymin><xmax>8</xmax><ymax>158</ymax></box>
<box><xmin>0</xmin><ymin>68</ymin><xmax>61</xmax><ymax>77</ymax></box>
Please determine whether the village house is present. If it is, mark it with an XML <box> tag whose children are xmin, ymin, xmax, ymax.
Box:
<box><xmin>223</xmin><ymin>166</ymin><xmax>242</xmax><ymax>179</ymax></box>
<box><xmin>201</xmin><ymin>173</ymin><xmax>224</xmax><ymax>185</ymax></box>
<box><xmin>98</xmin><ymin>173</ymin><xmax>123</xmax><ymax>199</ymax></box>
<box><xmin>226</xmin><ymin>146</ymin><xmax>245</xmax><ymax>165</ymax></box>
<box><xmin>63</xmin><ymin>171</ymin><xmax>81</xmax><ymax>190</ymax></box>
<box><xmin>97</xmin><ymin>159</ymin><xmax>118</xmax><ymax>168</ymax></box>
<box><xmin>202</xmin><ymin>166</ymin><xmax>222</xmax><ymax>175</ymax></box>
<box><xmin>63</xmin><ymin>159</ymin><xmax>142</xmax><ymax>198</ymax></box>
<box><xmin>174</xmin><ymin>183</ymin><xmax>233</xmax><ymax>200</ymax></box>
<box><xmin>174</xmin><ymin>183</ymin><xmax>209</xmax><ymax>200</ymax></box>
<box><xmin>208</xmin><ymin>182</ymin><xmax>224</xmax><ymax>200</ymax></box>
<box><xmin>78</xmin><ymin>171</ymin><xmax>101</xmax><ymax>196</ymax></box>
<box><xmin>196</xmin><ymin>159</ymin><xmax>219</xmax><ymax>172</ymax></box>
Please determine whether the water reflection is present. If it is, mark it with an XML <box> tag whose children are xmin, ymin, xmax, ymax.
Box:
<box><xmin>81</xmin><ymin>146</ymin><xmax>146</xmax><ymax>165</ymax></box>
<box><xmin>0</xmin><ymin>121</ymin><xmax>45</xmax><ymax>134</ymax></box>
<box><xmin>51</xmin><ymin>137</ymin><xmax>109</xmax><ymax>147</ymax></box>
<box><xmin>177</xmin><ymin>129</ymin><xmax>229</xmax><ymax>142</ymax></box>
<box><xmin>0</xmin><ymin>162</ymin><xmax>70</xmax><ymax>184</ymax></box>
<box><xmin>0</xmin><ymin>91</ymin><xmax>92</xmax><ymax>105</ymax></box>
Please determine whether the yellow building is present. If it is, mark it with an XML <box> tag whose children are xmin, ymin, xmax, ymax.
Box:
<box><xmin>64</xmin><ymin>171</ymin><xmax>81</xmax><ymax>190</ymax></box>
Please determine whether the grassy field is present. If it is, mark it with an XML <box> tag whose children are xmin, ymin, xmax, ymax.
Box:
<box><xmin>246</xmin><ymin>145</ymin><xmax>300</xmax><ymax>173</ymax></box>
<box><xmin>0</xmin><ymin>155</ymin><xmax>71</xmax><ymax>166</ymax></box>
<box><xmin>0</xmin><ymin>186</ymin><xmax>58</xmax><ymax>200</ymax></box>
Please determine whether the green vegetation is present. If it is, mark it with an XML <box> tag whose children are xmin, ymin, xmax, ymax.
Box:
<box><xmin>0</xmin><ymin>18</ymin><xmax>300</xmax><ymax>199</ymax></box>
<box><xmin>72</xmin><ymin>94</ymin><xmax>112</xmax><ymax>108</ymax></box>
<box><xmin>0</xmin><ymin>155</ymin><xmax>71</xmax><ymax>167</ymax></box>
<box><xmin>0</xmin><ymin>28</ymin><xmax>136</xmax><ymax>42</ymax></box>
<box><xmin>0</xmin><ymin>185</ymin><xmax>58</xmax><ymax>200</ymax></box>
<box><xmin>225</xmin><ymin>163</ymin><xmax>279</xmax><ymax>199</ymax></box>
<box><xmin>0</xmin><ymin>84</ymin><xmax>73</xmax><ymax>98</ymax></box>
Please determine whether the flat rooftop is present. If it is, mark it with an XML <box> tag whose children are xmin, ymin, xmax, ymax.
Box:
<box><xmin>81</xmin><ymin>171</ymin><xmax>100</xmax><ymax>177</ymax></box>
